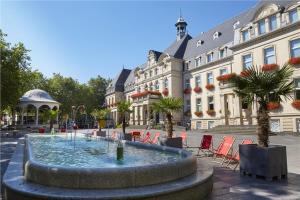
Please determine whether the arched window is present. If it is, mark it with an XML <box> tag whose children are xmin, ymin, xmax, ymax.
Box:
<box><xmin>164</xmin><ymin>78</ymin><xmax>169</xmax><ymax>89</ymax></box>
<box><xmin>144</xmin><ymin>84</ymin><xmax>148</xmax><ymax>91</ymax></box>
<box><xmin>150</xmin><ymin>82</ymin><xmax>154</xmax><ymax>91</ymax></box>
<box><xmin>155</xmin><ymin>81</ymin><xmax>160</xmax><ymax>91</ymax></box>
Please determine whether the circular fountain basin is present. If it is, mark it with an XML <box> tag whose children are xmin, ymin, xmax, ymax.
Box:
<box><xmin>25</xmin><ymin>135</ymin><xmax>197</xmax><ymax>189</ymax></box>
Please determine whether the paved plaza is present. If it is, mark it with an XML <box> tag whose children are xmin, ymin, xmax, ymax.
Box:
<box><xmin>1</xmin><ymin>129</ymin><xmax>300</xmax><ymax>200</ymax></box>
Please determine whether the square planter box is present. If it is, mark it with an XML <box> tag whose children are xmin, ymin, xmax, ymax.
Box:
<box><xmin>239</xmin><ymin>144</ymin><xmax>287</xmax><ymax>181</ymax></box>
<box><xmin>96</xmin><ymin>131</ymin><xmax>106</xmax><ymax>137</ymax></box>
<box><xmin>161</xmin><ymin>137</ymin><xmax>183</xmax><ymax>148</ymax></box>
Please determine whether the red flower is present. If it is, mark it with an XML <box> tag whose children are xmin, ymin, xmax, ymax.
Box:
<box><xmin>131</xmin><ymin>90</ymin><xmax>161</xmax><ymax>99</ymax></box>
<box><xmin>288</xmin><ymin>57</ymin><xmax>300</xmax><ymax>65</ymax></box>
<box><xmin>193</xmin><ymin>86</ymin><xmax>202</xmax><ymax>93</ymax></box>
<box><xmin>205</xmin><ymin>84</ymin><xmax>215</xmax><ymax>90</ymax></box>
<box><xmin>262</xmin><ymin>63</ymin><xmax>279</xmax><ymax>72</ymax></box>
<box><xmin>194</xmin><ymin>111</ymin><xmax>203</xmax><ymax>117</ymax></box>
<box><xmin>184</xmin><ymin>88</ymin><xmax>192</xmax><ymax>94</ymax></box>
<box><xmin>240</xmin><ymin>70</ymin><xmax>251</xmax><ymax>77</ymax></box>
<box><xmin>291</xmin><ymin>100</ymin><xmax>300</xmax><ymax>109</ymax></box>
<box><xmin>217</xmin><ymin>73</ymin><xmax>236</xmax><ymax>82</ymax></box>
<box><xmin>267</xmin><ymin>102</ymin><xmax>280</xmax><ymax>110</ymax></box>
<box><xmin>162</xmin><ymin>88</ymin><xmax>169</xmax><ymax>96</ymax></box>
<box><xmin>206</xmin><ymin>110</ymin><xmax>216</xmax><ymax>116</ymax></box>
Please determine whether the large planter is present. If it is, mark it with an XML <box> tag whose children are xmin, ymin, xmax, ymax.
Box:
<box><xmin>124</xmin><ymin>133</ymin><xmax>132</xmax><ymax>141</ymax></box>
<box><xmin>161</xmin><ymin>137</ymin><xmax>183</xmax><ymax>149</ymax></box>
<box><xmin>239</xmin><ymin>144</ymin><xmax>287</xmax><ymax>181</ymax></box>
<box><xmin>97</xmin><ymin>131</ymin><xmax>106</xmax><ymax>137</ymax></box>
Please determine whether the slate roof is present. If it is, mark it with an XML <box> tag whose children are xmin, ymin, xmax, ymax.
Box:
<box><xmin>164</xmin><ymin>34</ymin><xmax>192</xmax><ymax>59</ymax></box>
<box><xmin>106</xmin><ymin>68</ymin><xmax>131</xmax><ymax>94</ymax></box>
<box><xmin>124</xmin><ymin>69</ymin><xmax>136</xmax><ymax>92</ymax></box>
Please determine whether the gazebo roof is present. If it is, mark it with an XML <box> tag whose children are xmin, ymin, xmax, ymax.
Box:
<box><xmin>20</xmin><ymin>89</ymin><xmax>59</xmax><ymax>104</ymax></box>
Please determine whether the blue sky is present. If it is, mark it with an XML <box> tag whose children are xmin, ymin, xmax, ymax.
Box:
<box><xmin>2</xmin><ymin>0</ymin><xmax>257</xmax><ymax>83</ymax></box>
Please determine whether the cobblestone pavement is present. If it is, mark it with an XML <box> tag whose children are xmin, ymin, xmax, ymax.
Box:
<box><xmin>1</xmin><ymin>129</ymin><xmax>300</xmax><ymax>200</ymax></box>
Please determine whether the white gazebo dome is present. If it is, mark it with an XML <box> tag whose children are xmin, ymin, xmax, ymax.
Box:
<box><xmin>19</xmin><ymin>89</ymin><xmax>60</xmax><ymax>127</ymax></box>
<box><xmin>20</xmin><ymin>89</ymin><xmax>58</xmax><ymax>104</ymax></box>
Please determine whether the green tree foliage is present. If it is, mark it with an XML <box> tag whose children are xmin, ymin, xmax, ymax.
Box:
<box><xmin>40</xmin><ymin>109</ymin><xmax>58</xmax><ymax>130</ymax></box>
<box><xmin>151</xmin><ymin>97</ymin><xmax>182</xmax><ymax>138</ymax></box>
<box><xmin>230</xmin><ymin>64</ymin><xmax>294</xmax><ymax>147</ymax></box>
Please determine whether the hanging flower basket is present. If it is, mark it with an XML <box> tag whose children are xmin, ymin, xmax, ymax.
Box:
<box><xmin>184</xmin><ymin>110</ymin><xmax>191</xmax><ymax>117</ymax></box>
<box><xmin>194</xmin><ymin>111</ymin><xmax>203</xmax><ymax>117</ymax></box>
<box><xmin>206</xmin><ymin>110</ymin><xmax>216</xmax><ymax>116</ymax></box>
<box><xmin>262</xmin><ymin>63</ymin><xmax>279</xmax><ymax>72</ymax></box>
<box><xmin>288</xmin><ymin>57</ymin><xmax>300</xmax><ymax>65</ymax></box>
<box><xmin>162</xmin><ymin>88</ymin><xmax>169</xmax><ymax>96</ymax></box>
<box><xmin>184</xmin><ymin>88</ymin><xmax>192</xmax><ymax>94</ymax></box>
<box><xmin>291</xmin><ymin>100</ymin><xmax>300</xmax><ymax>109</ymax></box>
<box><xmin>193</xmin><ymin>86</ymin><xmax>202</xmax><ymax>93</ymax></box>
<box><xmin>267</xmin><ymin>102</ymin><xmax>280</xmax><ymax>110</ymax></box>
<box><xmin>131</xmin><ymin>91</ymin><xmax>161</xmax><ymax>98</ymax></box>
<box><xmin>205</xmin><ymin>84</ymin><xmax>215</xmax><ymax>90</ymax></box>
<box><xmin>240</xmin><ymin>70</ymin><xmax>251</xmax><ymax>77</ymax></box>
<box><xmin>217</xmin><ymin>73</ymin><xmax>236</xmax><ymax>82</ymax></box>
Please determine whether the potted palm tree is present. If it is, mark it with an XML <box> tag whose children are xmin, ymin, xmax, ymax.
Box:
<box><xmin>151</xmin><ymin>97</ymin><xmax>183</xmax><ymax>148</ymax></box>
<box><xmin>117</xmin><ymin>100</ymin><xmax>132</xmax><ymax>140</ymax></box>
<box><xmin>91</xmin><ymin>108</ymin><xmax>110</xmax><ymax>137</ymax></box>
<box><xmin>230</xmin><ymin>64</ymin><xmax>294</xmax><ymax>180</ymax></box>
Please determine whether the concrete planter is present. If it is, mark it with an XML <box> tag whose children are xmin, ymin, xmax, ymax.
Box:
<box><xmin>162</xmin><ymin>137</ymin><xmax>183</xmax><ymax>148</ymax></box>
<box><xmin>97</xmin><ymin>131</ymin><xmax>106</xmax><ymax>137</ymax></box>
<box><xmin>239</xmin><ymin>144</ymin><xmax>287</xmax><ymax>180</ymax></box>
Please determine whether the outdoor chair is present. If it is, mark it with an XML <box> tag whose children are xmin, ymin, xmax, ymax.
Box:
<box><xmin>180</xmin><ymin>131</ymin><xmax>188</xmax><ymax>147</ymax></box>
<box><xmin>110</xmin><ymin>131</ymin><xmax>118</xmax><ymax>140</ymax></box>
<box><xmin>131</xmin><ymin>131</ymin><xmax>141</xmax><ymax>141</ymax></box>
<box><xmin>149</xmin><ymin>132</ymin><xmax>160</xmax><ymax>144</ymax></box>
<box><xmin>141</xmin><ymin>132</ymin><xmax>151</xmax><ymax>143</ymax></box>
<box><xmin>224</xmin><ymin>139</ymin><xmax>253</xmax><ymax>170</ymax></box>
<box><xmin>212</xmin><ymin>136</ymin><xmax>235</xmax><ymax>165</ymax></box>
<box><xmin>187</xmin><ymin>134</ymin><xmax>213</xmax><ymax>156</ymax></box>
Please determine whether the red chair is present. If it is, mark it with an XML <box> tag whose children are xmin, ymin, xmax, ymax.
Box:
<box><xmin>38</xmin><ymin>128</ymin><xmax>45</xmax><ymax>134</ymax></box>
<box><xmin>225</xmin><ymin>139</ymin><xmax>253</xmax><ymax>170</ymax></box>
<box><xmin>149</xmin><ymin>132</ymin><xmax>160</xmax><ymax>144</ymax></box>
<box><xmin>197</xmin><ymin>135</ymin><xmax>213</xmax><ymax>156</ymax></box>
<box><xmin>213</xmin><ymin>136</ymin><xmax>235</xmax><ymax>164</ymax></box>
<box><xmin>110</xmin><ymin>131</ymin><xmax>118</xmax><ymax>140</ymax></box>
<box><xmin>141</xmin><ymin>132</ymin><xmax>151</xmax><ymax>143</ymax></box>
<box><xmin>180</xmin><ymin>132</ymin><xmax>188</xmax><ymax>147</ymax></box>
<box><xmin>131</xmin><ymin>131</ymin><xmax>141</xmax><ymax>141</ymax></box>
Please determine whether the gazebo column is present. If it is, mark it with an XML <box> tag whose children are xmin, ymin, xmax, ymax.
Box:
<box><xmin>36</xmin><ymin>106</ymin><xmax>39</xmax><ymax>126</ymax></box>
<box><xmin>21</xmin><ymin>107</ymin><xmax>25</xmax><ymax>125</ymax></box>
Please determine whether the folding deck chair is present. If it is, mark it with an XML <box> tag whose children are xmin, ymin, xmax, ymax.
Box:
<box><xmin>141</xmin><ymin>132</ymin><xmax>151</xmax><ymax>143</ymax></box>
<box><xmin>187</xmin><ymin>135</ymin><xmax>213</xmax><ymax>156</ymax></box>
<box><xmin>149</xmin><ymin>132</ymin><xmax>160</xmax><ymax>144</ymax></box>
<box><xmin>180</xmin><ymin>132</ymin><xmax>188</xmax><ymax>147</ymax></box>
<box><xmin>213</xmin><ymin>136</ymin><xmax>235</xmax><ymax>165</ymax></box>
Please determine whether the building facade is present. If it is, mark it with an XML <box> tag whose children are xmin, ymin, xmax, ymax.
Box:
<box><xmin>106</xmin><ymin>0</ymin><xmax>300</xmax><ymax>132</ymax></box>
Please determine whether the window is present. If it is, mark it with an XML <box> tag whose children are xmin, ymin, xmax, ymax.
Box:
<box><xmin>269</xmin><ymin>15</ymin><xmax>277</xmax><ymax>31</ymax></box>
<box><xmin>164</xmin><ymin>78</ymin><xmax>168</xmax><ymax>89</ymax></box>
<box><xmin>196</xmin><ymin>98</ymin><xmax>202</xmax><ymax>112</ymax></box>
<box><xmin>207</xmin><ymin>53</ymin><xmax>213</xmax><ymax>63</ymax></box>
<box><xmin>242</xmin><ymin>54</ymin><xmax>252</xmax><ymax>69</ymax></box>
<box><xmin>242</xmin><ymin>30</ymin><xmax>250</xmax><ymax>41</ymax></box>
<box><xmin>207</xmin><ymin>72</ymin><xmax>214</xmax><ymax>84</ymax></box>
<box><xmin>197</xmin><ymin>40</ymin><xmax>204</xmax><ymax>47</ymax></box>
<box><xmin>195</xmin><ymin>57</ymin><xmax>201</xmax><ymax>67</ymax></box>
<box><xmin>144</xmin><ymin>84</ymin><xmax>148</xmax><ymax>91</ymax></box>
<box><xmin>149</xmin><ymin>70</ymin><xmax>152</xmax><ymax>77</ymax></box>
<box><xmin>289</xmin><ymin>9</ymin><xmax>299</xmax><ymax>23</ymax></box>
<box><xmin>195</xmin><ymin>76</ymin><xmax>201</xmax><ymax>87</ymax></box>
<box><xmin>186</xmin><ymin>99</ymin><xmax>191</xmax><ymax>111</ymax></box>
<box><xmin>220</xmin><ymin>68</ymin><xmax>228</xmax><ymax>76</ymax></box>
<box><xmin>258</xmin><ymin>19</ymin><xmax>266</xmax><ymax>35</ymax></box>
<box><xmin>137</xmin><ymin>87</ymin><xmax>141</xmax><ymax>93</ymax></box>
<box><xmin>219</xmin><ymin>49</ymin><xmax>225</xmax><ymax>58</ymax></box>
<box><xmin>144</xmin><ymin>73</ymin><xmax>148</xmax><ymax>79</ymax></box>
<box><xmin>196</xmin><ymin>121</ymin><xmax>202</xmax><ymax>129</ymax></box>
<box><xmin>208</xmin><ymin>96</ymin><xmax>214</xmax><ymax>110</ymax></box>
<box><xmin>150</xmin><ymin>83</ymin><xmax>153</xmax><ymax>91</ymax></box>
<box><xmin>156</xmin><ymin>82</ymin><xmax>160</xmax><ymax>90</ymax></box>
<box><xmin>185</xmin><ymin>79</ymin><xmax>191</xmax><ymax>89</ymax></box>
<box><xmin>185</xmin><ymin>62</ymin><xmax>189</xmax><ymax>71</ymax></box>
<box><xmin>295</xmin><ymin>79</ymin><xmax>300</xmax><ymax>100</ymax></box>
<box><xmin>213</xmin><ymin>32</ymin><xmax>221</xmax><ymax>39</ymax></box>
<box><xmin>264</xmin><ymin>47</ymin><xmax>275</xmax><ymax>64</ymax></box>
<box><xmin>290</xmin><ymin>38</ymin><xmax>300</xmax><ymax>58</ymax></box>
<box><xmin>154</xmin><ymin>68</ymin><xmax>158</xmax><ymax>75</ymax></box>
<box><xmin>208</xmin><ymin>121</ymin><xmax>215</xmax><ymax>129</ymax></box>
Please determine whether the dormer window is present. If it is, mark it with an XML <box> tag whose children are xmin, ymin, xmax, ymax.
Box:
<box><xmin>197</xmin><ymin>40</ymin><xmax>204</xmax><ymax>47</ymax></box>
<box><xmin>213</xmin><ymin>32</ymin><xmax>221</xmax><ymax>39</ymax></box>
<box><xmin>195</xmin><ymin>57</ymin><xmax>201</xmax><ymax>67</ymax></box>
<box><xmin>258</xmin><ymin>19</ymin><xmax>266</xmax><ymax>35</ymax></box>
<box><xmin>289</xmin><ymin>9</ymin><xmax>299</xmax><ymax>23</ymax></box>
<box><xmin>269</xmin><ymin>15</ymin><xmax>277</xmax><ymax>31</ymax></box>
<box><xmin>233</xmin><ymin>21</ymin><xmax>240</xmax><ymax>29</ymax></box>
<box><xmin>207</xmin><ymin>53</ymin><xmax>213</xmax><ymax>63</ymax></box>
<box><xmin>242</xmin><ymin>30</ymin><xmax>250</xmax><ymax>42</ymax></box>
<box><xmin>219</xmin><ymin>49</ymin><xmax>225</xmax><ymax>59</ymax></box>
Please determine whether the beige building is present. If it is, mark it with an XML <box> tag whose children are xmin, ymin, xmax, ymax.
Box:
<box><xmin>106</xmin><ymin>0</ymin><xmax>300</xmax><ymax>132</ymax></box>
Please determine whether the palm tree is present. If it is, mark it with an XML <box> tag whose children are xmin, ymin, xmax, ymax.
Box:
<box><xmin>230</xmin><ymin>64</ymin><xmax>294</xmax><ymax>147</ymax></box>
<box><xmin>117</xmin><ymin>101</ymin><xmax>132</xmax><ymax>134</ymax></box>
<box><xmin>151</xmin><ymin>97</ymin><xmax>183</xmax><ymax>138</ymax></box>
<box><xmin>91</xmin><ymin>108</ymin><xmax>111</xmax><ymax>131</ymax></box>
<box><xmin>41</xmin><ymin>109</ymin><xmax>59</xmax><ymax>130</ymax></box>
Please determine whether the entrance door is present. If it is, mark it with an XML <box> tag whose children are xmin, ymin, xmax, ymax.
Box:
<box><xmin>296</xmin><ymin>118</ymin><xmax>300</xmax><ymax>133</ymax></box>
<box><xmin>270</xmin><ymin>119</ymin><xmax>280</xmax><ymax>133</ymax></box>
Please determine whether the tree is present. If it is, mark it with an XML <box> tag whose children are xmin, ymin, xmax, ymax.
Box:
<box><xmin>117</xmin><ymin>101</ymin><xmax>132</xmax><ymax>134</ymax></box>
<box><xmin>40</xmin><ymin>109</ymin><xmax>59</xmax><ymax>130</ymax></box>
<box><xmin>230</xmin><ymin>64</ymin><xmax>294</xmax><ymax>147</ymax></box>
<box><xmin>151</xmin><ymin>97</ymin><xmax>183</xmax><ymax>138</ymax></box>
<box><xmin>91</xmin><ymin>108</ymin><xmax>111</xmax><ymax>130</ymax></box>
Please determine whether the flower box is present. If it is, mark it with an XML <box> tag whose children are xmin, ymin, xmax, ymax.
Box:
<box><xmin>162</xmin><ymin>88</ymin><xmax>169</xmax><ymax>96</ymax></box>
<box><xmin>288</xmin><ymin>57</ymin><xmax>300</xmax><ymax>65</ymax></box>
<box><xmin>131</xmin><ymin>91</ymin><xmax>161</xmax><ymax>99</ymax></box>
<box><xmin>267</xmin><ymin>102</ymin><xmax>280</xmax><ymax>110</ymax></box>
<box><xmin>262</xmin><ymin>64</ymin><xmax>279</xmax><ymax>72</ymax></box>
<box><xmin>291</xmin><ymin>100</ymin><xmax>300</xmax><ymax>109</ymax></box>
<box><xmin>193</xmin><ymin>86</ymin><xmax>202</xmax><ymax>93</ymax></box>
<box><xmin>184</xmin><ymin>88</ymin><xmax>192</xmax><ymax>94</ymax></box>
<box><xmin>194</xmin><ymin>111</ymin><xmax>203</xmax><ymax>117</ymax></box>
<box><xmin>240</xmin><ymin>70</ymin><xmax>251</xmax><ymax>77</ymax></box>
<box><xmin>217</xmin><ymin>73</ymin><xmax>236</xmax><ymax>82</ymax></box>
<box><xmin>205</xmin><ymin>84</ymin><xmax>215</xmax><ymax>90</ymax></box>
<box><xmin>206</xmin><ymin>110</ymin><xmax>216</xmax><ymax>116</ymax></box>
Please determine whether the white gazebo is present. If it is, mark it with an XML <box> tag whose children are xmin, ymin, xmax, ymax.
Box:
<box><xmin>19</xmin><ymin>89</ymin><xmax>60</xmax><ymax>126</ymax></box>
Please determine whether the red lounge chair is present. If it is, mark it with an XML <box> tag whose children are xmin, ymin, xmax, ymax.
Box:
<box><xmin>110</xmin><ymin>131</ymin><xmax>118</xmax><ymax>140</ymax></box>
<box><xmin>213</xmin><ymin>136</ymin><xmax>235</xmax><ymax>164</ymax></box>
<box><xmin>149</xmin><ymin>132</ymin><xmax>160</xmax><ymax>144</ymax></box>
<box><xmin>180</xmin><ymin>132</ymin><xmax>188</xmax><ymax>147</ymax></box>
<box><xmin>141</xmin><ymin>132</ymin><xmax>151</xmax><ymax>143</ymax></box>
<box><xmin>225</xmin><ymin>139</ymin><xmax>253</xmax><ymax>170</ymax></box>
<box><xmin>188</xmin><ymin>135</ymin><xmax>213</xmax><ymax>156</ymax></box>
<box><xmin>131</xmin><ymin>131</ymin><xmax>141</xmax><ymax>141</ymax></box>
